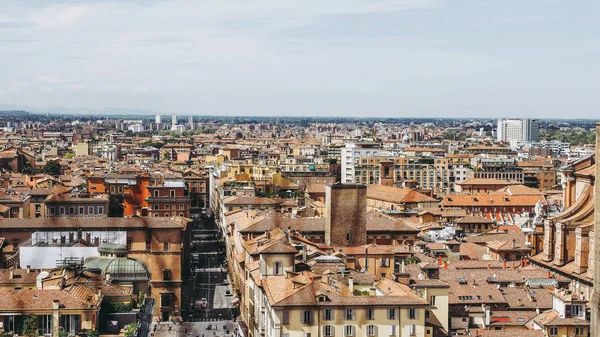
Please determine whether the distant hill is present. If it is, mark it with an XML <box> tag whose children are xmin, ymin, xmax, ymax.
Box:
<box><xmin>0</xmin><ymin>110</ymin><xmax>32</xmax><ymax>117</ymax></box>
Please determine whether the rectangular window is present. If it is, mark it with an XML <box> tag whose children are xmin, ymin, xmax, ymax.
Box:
<box><xmin>430</xmin><ymin>296</ymin><xmax>436</xmax><ymax>307</ymax></box>
<box><xmin>160</xmin><ymin>294</ymin><xmax>171</xmax><ymax>308</ymax></box>
<box><xmin>572</xmin><ymin>305</ymin><xmax>581</xmax><ymax>316</ymax></box>
<box><xmin>323</xmin><ymin>309</ymin><xmax>334</xmax><ymax>320</ymax></box>
<box><xmin>387</xmin><ymin>308</ymin><xmax>397</xmax><ymax>320</ymax></box>
<box><xmin>575</xmin><ymin>327</ymin><xmax>585</xmax><ymax>335</ymax></box>
<box><xmin>154</xmin><ymin>190</ymin><xmax>159</xmax><ymax>197</ymax></box>
<box><xmin>170</xmin><ymin>190</ymin><xmax>175</xmax><ymax>197</ymax></box>
<box><xmin>409</xmin><ymin>324</ymin><xmax>416</xmax><ymax>336</ymax></box>
<box><xmin>38</xmin><ymin>315</ymin><xmax>53</xmax><ymax>336</ymax></box>
<box><xmin>79</xmin><ymin>206</ymin><xmax>84</xmax><ymax>214</ymax></box>
<box><xmin>118</xmin><ymin>185</ymin><xmax>123</xmax><ymax>193</ymax></box>
<box><xmin>163</xmin><ymin>241</ymin><xmax>169</xmax><ymax>251</ymax></box>
<box><xmin>301</xmin><ymin>311</ymin><xmax>312</xmax><ymax>324</ymax></box>
<box><xmin>273</xmin><ymin>261</ymin><xmax>283</xmax><ymax>275</ymax></box>
<box><xmin>179</xmin><ymin>204</ymin><xmax>184</xmax><ymax>210</ymax></box>
<box><xmin>389</xmin><ymin>325</ymin><xmax>396</xmax><ymax>336</ymax></box>
<box><xmin>88</xmin><ymin>206</ymin><xmax>94</xmax><ymax>214</ymax></box>
<box><xmin>345</xmin><ymin>309</ymin><xmax>354</xmax><ymax>320</ymax></box>
<box><xmin>49</xmin><ymin>207</ymin><xmax>55</xmax><ymax>214</ymax></box>
<box><xmin>282</xmin><ymin>310</ymin><xmax>289</xmax><ymax>324</ymax></box>
<box><xmin>344</xmin><ymin>325</ymin><xmax>354</xmax><ymax>337</ymax></box>
<box><xmin>146</xmin><ymin>238</ymin><xmax>151</xmax><ymax>250</ymax></box>
<box><xmin>323</xmin><ymin>326</ymin><xmax>335</xmax><ymax>337</ymax></box>
<box><xmin>366</xmin><ymin>325</ymin><xmax>377</xmax><ymax>336</ymax></box>
<box><xmin>549</xmin><ymin>327</ymin><xmax>558</xmax><ymax>336</ymax></box>
<box><xmin>409</xmin><ymin>308</ymin><xmax>418</xmax><ymax>319</ymax></box>
<box><xmin>60</xmin><ymin>207</ymin><xmax>65</xmax><ymax>215</ymax></box>
<box><xmin>98</xmin><ymin>206</ymin><xmax>104</xmax><ymax>214</ymax></box>
<box><xmin>60</xmin><ymin>315</ymin><xmax>81</xmax><ymax>335</ymax></box>
<box><xmin>366</xmin><ymin>308</ymin><xmax>375</xmax><ymax>320</ymax></box>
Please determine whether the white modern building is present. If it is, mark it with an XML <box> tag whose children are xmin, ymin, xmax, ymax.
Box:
<box><xmin>497</xmin><ymin>118</ymin><xmax>539</xmax><ymax>143</ymax></box>
<box><xmin>155</xmin><ymin>115</ymin><xmax>161</xmax><ymax>124</ymax></box>
<box><xmin>341</xmin><ymin>142</ymin><xmax>382</xmax><ymax>184</ymax></box>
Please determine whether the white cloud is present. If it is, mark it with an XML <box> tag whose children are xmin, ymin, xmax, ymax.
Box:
<box><xmin>30</xmin><ymin>5</ymin><xmax>90</xmax><ymax>29</ymax></box>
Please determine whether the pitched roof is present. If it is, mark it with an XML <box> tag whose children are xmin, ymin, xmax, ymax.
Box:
<box><xmin>441</xmin><ymin>195</ymin><xmax>546</xmax><ymax>207</ymax></box>
<box><xmin>367</xmin><ymin>185</ymin><xmax>437</xmax><ymax>204</ymax></box>
<box><xmin>0</xmin><ymin>217</ymin><xmax>189</xmax><ymax>229</ymax></box>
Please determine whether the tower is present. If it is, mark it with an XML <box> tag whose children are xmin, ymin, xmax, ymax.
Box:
<box><xmin>155</xmin><ymin>115</ymin><xmax>161</xmax><ymax>124</ymax></box>
<box><xmin>325</xmin><ymin>184</ymin><xmax>367</xmax><ymax>246</ymax></box>
<box><xmin>172</xmin><ymin>115</ymin><xmax>177</xmax><ymax>125</ymax></box>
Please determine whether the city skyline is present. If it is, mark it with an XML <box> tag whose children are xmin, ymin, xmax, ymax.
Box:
<box><xmin>1</xmin><ymin>0</ymin><xmax>600</xmax><ymax>118</ymax></box>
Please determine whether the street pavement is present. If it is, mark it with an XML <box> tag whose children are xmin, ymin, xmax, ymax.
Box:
<box><xmin>151</xmin><ymin>321</ymin><xmax>241</xmax><ymax>337</ymax></box>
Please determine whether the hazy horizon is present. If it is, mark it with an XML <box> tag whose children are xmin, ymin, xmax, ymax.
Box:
<box><xmin>1</xmin><ymin>0</ymin><xmax>599</xmax><ymax>118</ymax></box>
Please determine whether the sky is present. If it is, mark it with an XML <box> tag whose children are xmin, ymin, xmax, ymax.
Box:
<box><xmin>0</xmin><ymin>0</ymin><xmax>599</xmax><ymax>118</ymax></box>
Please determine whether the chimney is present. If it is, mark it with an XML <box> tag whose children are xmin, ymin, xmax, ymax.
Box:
<box><xmin>86</xmin><ymin>296</ymin><xmax>92</xmax><ymax>308</ymax></box>
<box><xmin>516</xmin><ymin>298</ymin><xmax>522</xmax><ymax>307</ymax></box>
<box><xmin>9</xmin><ymin>268</ymin><xmax>14</xmax><ymax>280</ymax></box>
<box><xmin>512</xmin><ymin>239</ymin><xmax>516</xmax><ymax>249</ymax></box>
<box><xmin>348</xmin><ymin>277</ymin><xmax>354</xmax><ymax>294</ymax></box>
<box><xmin>369</xmin><ymin>287</ymin><xmax>377</xmax><ymax>296</ymax></box>
<box><xmin>503</xmin><ymin>260</ymin><xmax>507</xmax><ymax>269</ymax></box>
<box><xmin>52</xmin><ymin>299</ymin><xmax>60</xmax><ymax>310</ymax></box>
<box><xmin>302</xmin><ymin>245</ymin><xmax>307</xmax><ymax>262</ymax></box>
<box><xmin>265</xmin><ymin>231</ymin><xmax>270</xmax><ymax>239</ymax></box>
<box><xmin>26</xmin><ymin>265</ymin><xmax>31</xmax><ymax>273</ymax></box>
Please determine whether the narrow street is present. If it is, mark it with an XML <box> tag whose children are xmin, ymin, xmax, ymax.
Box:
<box><xmin>179</xmin><ymin>209</ymin><xmax>240</xmax><ymax>335</ymax></box>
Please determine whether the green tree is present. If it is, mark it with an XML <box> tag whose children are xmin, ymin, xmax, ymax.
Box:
<box><xmin>42</xmin><ymin>160</ymin><xmax>61</xmax><ymax>175</ymax></box>
<box><xmin>64</xmin><ymin>153</ymin><xmax>74</xmax><ymax>159</ymax></box>
<box><xmin>22</xmin><ymin>315</ymin><xmax>37</xmax><ymax>337</ymax></box>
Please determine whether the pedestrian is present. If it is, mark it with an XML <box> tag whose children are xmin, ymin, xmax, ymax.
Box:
<box><xmin>154</xmin><ymin>325</ymin><xmax>157</xmax><ymax>333</ymax></box>
<box><xmin>168</xmin><ymin>325</ymin><xmax>172</xmax><ymax>333</ymax></box>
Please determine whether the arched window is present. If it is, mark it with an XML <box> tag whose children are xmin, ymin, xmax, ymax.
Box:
<box><xmin>163</xmin><ymin>268</ymin><xmax>171</xmax><ymax>281</ymax></box>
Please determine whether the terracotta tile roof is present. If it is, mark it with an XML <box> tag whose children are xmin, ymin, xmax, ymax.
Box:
<box><xmin>0</xmin><ymin>269</ymin><xmax>39</xmax><ymax>284</ymax></box>
<box><xmin>0</xmin><ymin>289</ymin><xmax>96</xmax><ymax>311</ymax></box>
<box><xmin>489</xmin><ymin>310</ymin><xmax>538</xmax><ymax>326</ymax></box>
<box><xmin>0</xmin><ymin>217</ymin><xmax>189</xmax><ymax>229</ymax></box>
<box><xmin>367</xmin><ymin>185</ymin><xmax>437</xmax><ymax>204</ymax></box>
<box><xmin>262</xmin><ymin>273</ymin><xmax>427</xmax><ymax>308</ymax></box>
<box><xmin>459</xmin><ymin>242</ymin><xmax>487</xmax><ymax>260</ymax></box>
<box><xmin>456</xmin><ymin>215</ymin><xmax>495</xmax><ymax>224</ymax></box>
<box><xmin>339</xmin><ymin>244</ymin><xmax>410</xmax><ymax>256</ymax></box>
<box><xmin>441</xmin><ymin>195</ymin><xmax>546</xmax><ymax>207</ymax></box>
<box><xmin>493</xmin><ymin>185</ymin><xmax>543</xmax><ymax>196</ymax></box>
<box><xmin>500</xmin><ymin>287</ymin><xmax>553</xmax><ymax>310</ymax></box>
<box><xmin>545</xmin><ymin>317</ymin><xmax>590</xmax><ymax>326</ymax></box>
<box><xmin>223</xmin><ymin>196</ymin><xmax>281</xmax><ymax>206</ymax></box>
<box><xmin>258</xmin><ymin>241</ymin><xmax>298</xmax><ymax>254</ymax></box>
<box><xmin>366</xmin><ymin>212</ymin><xmax>420</xmax><ymax>232</ymax></box>
<box><xmin>471</xmin><ymin>329</ymin><xmax>544</xmax><ymax>337</ymax></box>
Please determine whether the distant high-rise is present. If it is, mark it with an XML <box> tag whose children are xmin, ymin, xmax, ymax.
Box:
<box><xmin>172</xmin><ymin>115</ymin><xmax>177</xmax><ymax>125</ymax></box>
<box><xmin>155</xmin><ymin>115</ymin><xmax>161</xmax><ymax>124</ymax></box>
<box><xmin>188</xmin><ymin>116</ymin><xmax>194</xmax><ymax>130</ymax></box>
<box><xmin>497</xmin><ymin>118</ymin><xmax>539</xmax><ymax>143</ymax></box>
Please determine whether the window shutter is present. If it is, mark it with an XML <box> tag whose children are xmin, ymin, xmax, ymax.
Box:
<box><xmin>389</xmin><ymin>325</ymin><xmax>396</xmax><ymax>336</ymax></box>
<box><xmin>331</xmin><ymin>326</ymin><xmax>335</xmax><ymax>336</ymax></box>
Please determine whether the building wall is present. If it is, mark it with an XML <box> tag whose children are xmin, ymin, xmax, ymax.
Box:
<box><xmin>276</xmin><ymin>307</ymin><xmax>426</xmax><ymax>337</ymax></box>
<box><xmin>325</xmin><ymin>184</ymin><xmax>367</xmax><ymax>246</ymax></box>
